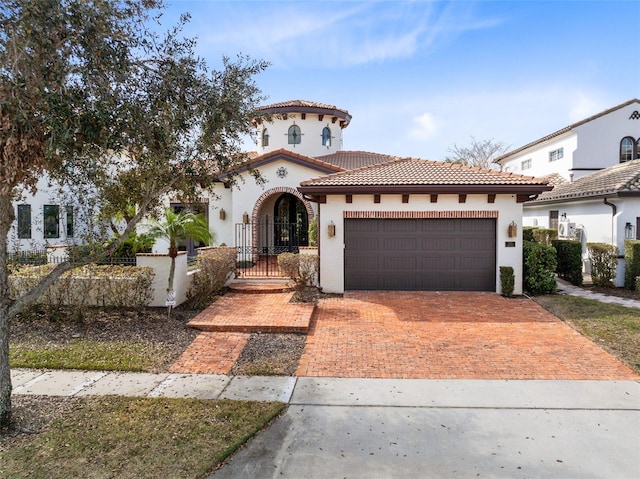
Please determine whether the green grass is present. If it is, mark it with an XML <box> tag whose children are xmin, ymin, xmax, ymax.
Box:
<box><xmin>534</xmin><ymin>294</ymin><xmax>640</xmax><ymax>374</ymax></box>
<box><xmin>0</xmin><ymin>396</ymin><xmax>285</xmax><ymax>479</ymax></box>
<box><xmin>9</xmin><ymin>340</ymin><xmax>166</xmax><ymax>371</ymax></box>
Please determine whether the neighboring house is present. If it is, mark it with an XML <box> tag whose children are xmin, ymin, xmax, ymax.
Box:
<box><xmin>525</xmin><ymin>159</ymin><xmax>640</xmax><ymax>286</ymax></box>
<box><xmin>207</xmin><ymin>100</ymin><xmax>550</xmax><ymax>294</ymax></box>
<box><xmin>495</xmin><ymin>98</ymin><xmax>640</xmax><ymax>181</ymax></box>
<box><xmin>493</xmin><ymin>98</ymin><xmax>640</xmax><ymax>286</ymax></box>
<box><xmin>10</xmin><ymin>175</ymin><xmax>78</xmax><ymax>252</ymax></box>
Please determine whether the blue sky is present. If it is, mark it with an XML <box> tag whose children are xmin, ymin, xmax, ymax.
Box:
<box><xmin>160</xmin><ymin>0</ymin><xmax>640</xmax><ymax>160</ymax></box>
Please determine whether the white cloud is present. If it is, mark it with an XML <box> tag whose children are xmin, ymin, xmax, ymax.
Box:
<box><xmin>410</xmin><ymin>112</ymin><xmax>440</xmax><ymax>140</ymax></box>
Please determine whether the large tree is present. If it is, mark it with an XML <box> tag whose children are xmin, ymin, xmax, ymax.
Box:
<box><xmin>443</xmin><ymin>136</ymin><xmax>509</xmax><ymax>170</ymax></box>
<box><xmin>0</xmin><ymin>0</ymin><xmax>267</xmax><ymax>427</ymax></box>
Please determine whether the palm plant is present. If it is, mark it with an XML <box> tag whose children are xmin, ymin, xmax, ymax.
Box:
<box><xmin>147</xmin><ymin>208</ymin><xmax>212</xmax><ymax>310</ymax></box>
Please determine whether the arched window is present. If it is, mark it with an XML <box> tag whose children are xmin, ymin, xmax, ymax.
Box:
<box><xmin>261</xmin><ymin>128</ymin><xmax>269</xmax><ymax>147</ymax></box>
<box><xmin>620</xmin><ymin>137</ymin><xmax>634</xmax><ymax>163</ymax></box>
<box><xmin>637</xmin><ymin>137</ymin><xmax>640</xmax><ymax>160</ymax></box>
<box><xmin>322</xmin><ymin>126</ymin><xmax>331</xmax><ymax>147</ymax></box>
<box><xmin>288</xmin><ymin>124</ymin><xmax>302</xmax><ymax>145</ymax></box>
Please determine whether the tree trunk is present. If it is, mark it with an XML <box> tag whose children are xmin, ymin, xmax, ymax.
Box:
<box><xmin>0</xmin><ymin>192</ymin><xmax>15</xmax><ymax>428</ymax></box>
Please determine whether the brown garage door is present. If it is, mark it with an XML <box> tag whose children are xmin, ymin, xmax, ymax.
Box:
<box><xmin>344</xmin><ymin>218</ymin><xmax>496</xmax><ymax>291</ymax></box>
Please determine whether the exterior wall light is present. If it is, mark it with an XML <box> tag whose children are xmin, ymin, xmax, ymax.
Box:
<box><xmin>508</xmin><ymin>221</ymin><xmax>518</xmax><ymax>238</ymax></box>
<box><xmin>242</xmin><ymin>212</ymin><xmax>249</xmax><ymax>224</ymax></box>
<box><xmin>625</xmin><ymin>222</ymin><xmax>635</xmax><ymax>239</ymax></box>
<box><xmin>327</xmin><ymin>221</ymin><xmax>336</xmax><ymax>237</ymax></box>
<box><xmin>219</xmin><ymin>208</ymin><xmax>226</xmax><ymax>220</ymax></box>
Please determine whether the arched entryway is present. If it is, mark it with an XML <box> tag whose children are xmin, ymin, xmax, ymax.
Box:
<box><xmin>274</xmin><ymin>193</ymin><xmax>309</xmax><ymax>249</ymax></box>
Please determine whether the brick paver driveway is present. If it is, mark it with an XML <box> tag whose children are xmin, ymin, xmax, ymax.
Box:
<box><xmin>295</xmin><ymin>291</ymin><xmax>638</xmax><ymax>380</ymax></box>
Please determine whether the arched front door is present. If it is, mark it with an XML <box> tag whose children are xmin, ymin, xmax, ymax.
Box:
<box><xmin>274</xmin><ymin>193</ymin><xmax>309</xmax><ymax>250</ymax></box>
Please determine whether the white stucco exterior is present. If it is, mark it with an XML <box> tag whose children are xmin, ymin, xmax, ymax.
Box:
<box><xmin>498</xmin><ymin>99</ymin><xmax>640</xmax><ymax>181</ymax></box>
<box><xmin>317</xmin><ymin>194</ymin><xmax>525</xmax><ymax>294</ymax></box>
<box><xmin>524</xmin><ymin>197</ymin><xmax>640</xmax><ymax>287</ymax></box>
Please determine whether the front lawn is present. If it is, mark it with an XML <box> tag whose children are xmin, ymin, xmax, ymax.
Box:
<box><xmin>1</xmin><ymin>396</ymin><xmax>284</xmax><ymax>479</ymax></box>
<box><xmin>533</xmin><ymin>294</ymin><xmax>640</xmax><ymax>374</ymax></box>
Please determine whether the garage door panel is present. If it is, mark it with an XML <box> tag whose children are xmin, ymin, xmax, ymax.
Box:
<box><xmin>345</xmin><ymin>218</ymin><xmax>496</xmax><ymax>291</ymax></box>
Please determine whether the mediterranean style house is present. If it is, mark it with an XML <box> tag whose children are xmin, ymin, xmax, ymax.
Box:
<box><xmin>495</xmin><ymin>99</ymin><xmax>640</xmax><ymax>286</ymax></box>
<box><xmin>206</xmin><ymin>100</ymin><xmax>550</xmax><ymax>294</ymax></box>
<box><xmin>11</xmin><ymin>99</ymin><xmax>552</xmax><ymax>294</ymax></box>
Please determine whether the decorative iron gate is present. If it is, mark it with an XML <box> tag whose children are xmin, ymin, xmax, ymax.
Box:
<box><xmin>235</xmin><ymin>220</ymin><xmax>306</xmax><ymax>277</ymax></box>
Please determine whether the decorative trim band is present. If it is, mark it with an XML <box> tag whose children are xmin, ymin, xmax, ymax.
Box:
<box><xmin>343</xmin><ymin>210</ymin><xmax>499</xmax><ymax>219</ymax></box>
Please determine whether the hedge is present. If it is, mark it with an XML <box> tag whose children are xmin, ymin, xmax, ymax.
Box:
<box><xmin>624</xmin><ymin>240</ymin><xmax>640</xmax><ymax>290</ymax></box>
<box><xmin>552</xmin><ymin>239</ymin><xmax>583</xmax><ymax>286</ymax></box>
<box><xmin>587</xmin><ymin>242</ymin><xmax>618</xmax><ymax>287</ymax></box>
<box><xmin>523</xmin><ymin>241</ymin><xmax>557</xmax><ymax>294</ymax></box>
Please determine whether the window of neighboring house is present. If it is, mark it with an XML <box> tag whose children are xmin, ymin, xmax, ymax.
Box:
<box><xmin>549</xmin><ymin>210</ymin><xmax>559</xmax><ymax>230</ymax></box>
<box><xmin>521</xmin><ymin>158</ymin><xmax>532</xmax><ymax>170</ymax></box>
<box><xmin>549</xmin><ymin>147</ymin><xmax>564</xmax><ymax>162</ymax></box>
<box><xmin>322</xmin><ymin>126</ymin><xmax>331</xmax><ymax>147</ymax></box>
<box><xmin>66</xmin><ymin>206</ymin><xmax>74</xmax><ymax>238</ymax></box>
<box><xmin>620</xmin><ymin>137</ymin><xmax>634</xmax><ymax>162</ymax></box>
<box><xmin>287</xmin><ymin>124</ymin><xmax>301</xmax><ymax>145</ymax></box>
<box><xmin>637</xmin><ymin>137</ymin><xmax>640</xmax><ymax>160</ymax></box>
<box><xmin>261</xmin><ymin>128</ymin><xmax>269</xmax><ymax>147</ymax></box>
<box><xmin>43</xmin><ymin>205</ymin><xmax>60</xmax><ymax>239</ymax></box>
<box><xmin>17</xmin><ymin>204</ymin><xmax>31</xmax><ymax>239</ymax></box>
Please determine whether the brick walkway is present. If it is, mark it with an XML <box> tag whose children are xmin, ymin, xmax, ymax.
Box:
<box><xmin>295</xmin><ymin>292</ymin><xmax>638</xmax><ymax>380</ymax></box>
<box><xmin>186</xmin><ymin>292</ymin><xmax>314</xmax><ymax>333</ymax></box>
<box><xmin>169</xmin><ymin>332</ymin><xmax>249</xmax><ymax>374</ymax></box>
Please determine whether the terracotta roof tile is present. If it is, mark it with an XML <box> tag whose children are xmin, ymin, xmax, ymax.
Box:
<box><xmin>300</xmin><ymin>158</ymin><xmax>550</xmax><ymax>187</ymax></box>
<box><xmin>529</xmin><ymin>159</ymin><xmax>640</xmax><ymax>204</ymax></box>
<box><xmin>315</xmin><ymin>151</ymin><xmax>400</xmax><ymax>170</ymax></box>
<box><xmin>257</xmin><ymin>100</ymin><xmax>351</xmax><ymax>125</ymax></box>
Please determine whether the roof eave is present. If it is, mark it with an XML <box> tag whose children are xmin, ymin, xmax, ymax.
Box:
<box><xmin>298</xmin><ymin>184</ymin><xmax>552</xmax><ymax>196</ymax></box>
<box><xmin>526</xmin><ymin>190</ymin><xmax>640</xmax><ymax>206</ymax></box>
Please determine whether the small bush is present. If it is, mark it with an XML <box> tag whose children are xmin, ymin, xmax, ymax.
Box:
<box><xmin>277</xmin><ymin>252</ymin><xmax>319</xmax><ymax>289</ymax></box>
<box><xmin>277</xmin><ymin>253</ymin><xmax>299</xmax><ymax>279</ymax></box>
<box><xmin>523</xmin><ymin>227</ymin><xmax>535</xmax><ymax>242</ymax></box>
<box><xmin>499</xmin><ymin>266</ymin><xmax>515</xmax><ymax>296</ymax></box>
<box><xmin>552</xmin><ymin>239</ymin><xmax>583</xmax><ymax>286</ymax></box>
<box><xmin>587</xmin><ymin>242</ymin><xmax>619</xmax><ymax>287</ymax></box>
<box><xmin>523</xmin><ymin>241</ymin><xmax>557</xmax><ymax>294</ymax></box>
<box><xmin>624</xmin><ymin>240</ymin><xmax>640</xmax><ymax>290</ymax></box>
<box><xmin>187</xmin><ymin>247</ymin><xmax>236</xmax><ymax>307</ymax></box>
<box><xmin>308</xmin><ymin>218</ymin><xmax>318</xmax><ymax>247</ymax></box>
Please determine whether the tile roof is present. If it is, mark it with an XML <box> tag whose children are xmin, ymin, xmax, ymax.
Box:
<box><xmin>315</xmin><ymin>151</ymin><xmax>400</xmax><ymax>170</ymax></box>
<box><xmin>495</xmin><ymin>98</ymin><xmax>640</xmax><ymax>163</ymax></box>
<box><xmin>300</xmin><ymin>158</ymin><xmax>550</xmax><ymax>192</ymax></box>
<box><xmin>217</xmin><ymin>148</ymin><xmax>344</xmax><ymax>179</ymax></box>
<box><xmin>257</xmin><ymin>100</ymin><xmax>351</xmax><ymax>125</ymax></box>
<box><xmin>528</xmin><ymin>159</ymin><xmax>640</xmax><ymax>204</ymax></box>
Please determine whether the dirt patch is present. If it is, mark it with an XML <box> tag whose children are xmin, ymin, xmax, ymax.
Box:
<box><xmin>231</xmin><ymin>333</ymin><xmax>306</xmax><ymax>376</ymax></box>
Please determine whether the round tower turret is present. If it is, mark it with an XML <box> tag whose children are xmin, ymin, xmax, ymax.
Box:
<box><xmin>254</xmin><ymin>100</ymin><xmax>351</xmax><ymax>158</ymax></box>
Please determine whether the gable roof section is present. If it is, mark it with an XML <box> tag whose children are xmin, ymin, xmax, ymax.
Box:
<box><xmin>298</xmin><ymin>158</ymin><xmax>551</xmax><ymax>196</ymax></box>
<box><xmin>217</xmin><ymin>148</ymin><xmax>344</xmax><ymax>180</ymax></box>
<box><xmin>528</xmin><ymin>159</ymin><xmax>640</xmax><ymax>205</ymax></box>
<box><xmin>315</xmin><ymin>151</ymin><xmax>400</xmax><ymax>170</ymax></box>
<box><xmin>495</xmin><ymin>98</ymin><xmax>640</xmax><ymax>164</ymax></box>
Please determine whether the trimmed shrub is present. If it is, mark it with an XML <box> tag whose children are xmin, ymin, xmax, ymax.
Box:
<box><xmin>308</xmin><ymin>218</ymin><xmax>318</xmax><ymax>247</ymax></box>
<box><xmin>552</xmin><ymin>239</ymin><xmax>583</xmax><ymax>286</ymax></box>
<box><xmin>523</xmin><ymin>241</ymin><xmax>557</xmax><ymax>294</ymax></box>
<box><xmin>9</xmin><ymin>264</ymin><xmax>154</xmax><ymax>309</ymax></box>
<box><xmin>277</xmin><ymin>252</ymin><xmax>319</xmax><ymax>288</ymax></box>
<box><xmin>523</xmin><ymin>227</ymin><xmax>535</xmax><ymax>242</ymax></box>
<box><xmin>624</xmin><ymin>240</ymin><xmax>640</xmax><ymax>290</ymax></box>
<box><xmin>587</xmin><ymin>242</ymin><xmax>619</xmax><ymax>287</ymax></box>
<box><xmin>499</xmin><ymin>266</ymin><xmax>515</xmax><ymax>296</ymax></box>
<box><xmin>277</xmin><ymin>253</ymin><xmax>299</xmax><ymax>279</ymax></box>
<box><xmin>187</xmin><ymin>247</ymin><xmax>236</xmax><ymax>307</ymax></box>
<box><xmin>531</xmin><ymin>228</ymin><xmax>557</xmax><ymax>246</ymax></box>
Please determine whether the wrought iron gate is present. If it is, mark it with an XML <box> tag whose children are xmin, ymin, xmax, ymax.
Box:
<box><xmin>235</xmin><ymin>220</ymin><xmax>305</xmax><ymax>277</ymax></box>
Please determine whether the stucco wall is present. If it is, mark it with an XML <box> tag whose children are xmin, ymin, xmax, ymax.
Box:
<box><xmin>256</xmin><ymin>114</ymin><xmax>344</xmax><ymax>157</ymax></box>
<box><xmin>318</xmin><ymin>193</ymin><xmax>525</xmax><ymax>294</ymax></box>
<box><xmin>524</xmin><ymin>197</ymin><xmax>640</xmax><ymax>287</ymax></box>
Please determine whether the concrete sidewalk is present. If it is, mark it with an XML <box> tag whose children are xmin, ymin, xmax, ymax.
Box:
<box><xmin>556</xmin><ymin>277</ymin><xmax>640</xmax><ymax>309</ymax></box>
<box><xmin>11</xmin><ymin>369</ymin><xmax>640</xmax><ymax>478</ymax></box>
